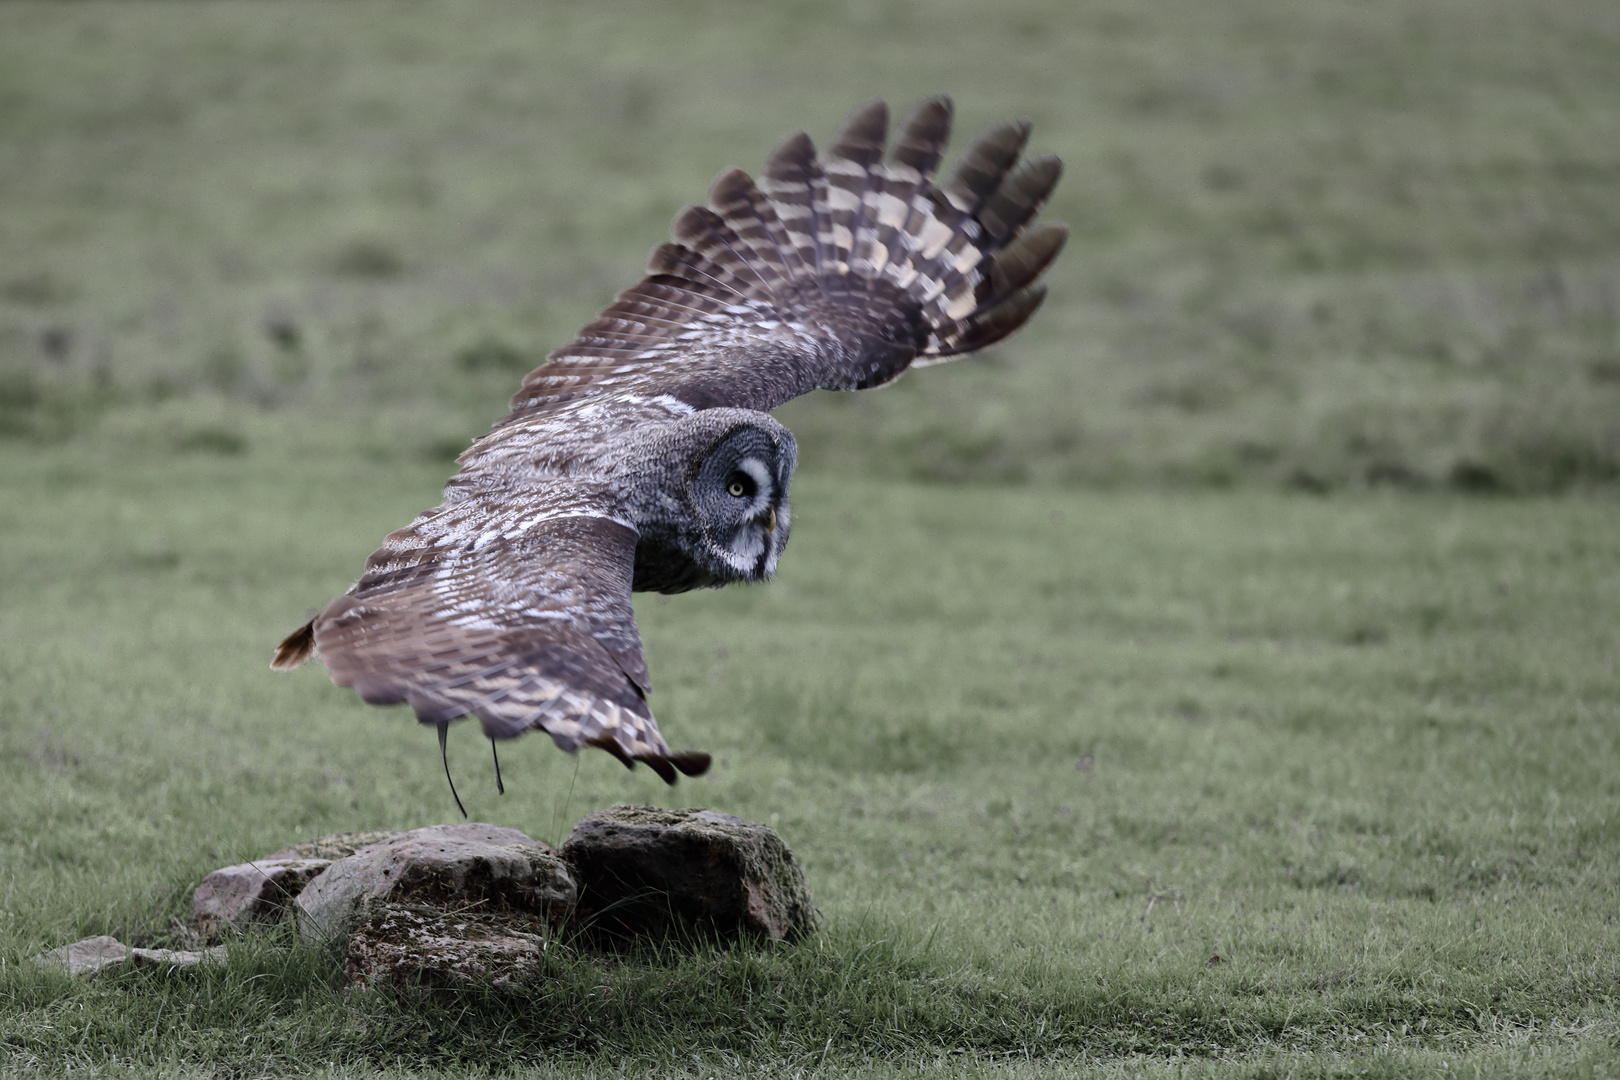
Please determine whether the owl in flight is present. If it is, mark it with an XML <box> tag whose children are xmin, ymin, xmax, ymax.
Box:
<box><xmin>273</xmin><ymin>96</ymin><xmax>1065</xmax><ymax>802</ymax></box>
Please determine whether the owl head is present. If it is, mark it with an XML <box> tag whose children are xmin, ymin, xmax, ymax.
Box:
<box><xmin>620</xmin><ymin>408</ymin><xmax>796</xmax><ymax>592</ymax></box>
<box><xmin>687</xmin><ymin>418</ymin><xmax>795</xmax><ymax>582</ymax></box>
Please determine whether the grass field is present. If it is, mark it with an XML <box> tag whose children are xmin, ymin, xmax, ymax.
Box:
<box><xmin>2</xmin><ymin>0</ymin><xmax>1620</xmax><ymax>490</ymax></box>
<box><xmin>1</xmin><ymin>449</ymin><xmax>1617</xmax><ymax>1076</ymax></box>
<box><xmin>2</xmin><ymin>0</ymin><xmax>1619</xmax><ymax>1076</ymax></box>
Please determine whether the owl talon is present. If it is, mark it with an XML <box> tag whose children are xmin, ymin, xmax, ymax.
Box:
<box><xmin>440</xmin><ymin>723</ymin><xmax>468</xmax><ymax>819</ymax></box>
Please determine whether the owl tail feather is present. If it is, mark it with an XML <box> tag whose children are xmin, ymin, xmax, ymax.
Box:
<box><xmin>271</xmin><ymin>618</ymin><xmax>317</xmax><ymax>671</ymax></box>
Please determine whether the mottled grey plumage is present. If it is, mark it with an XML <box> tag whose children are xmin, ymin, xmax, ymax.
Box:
<box><xmin>273</xmin><ymin>96</ymin><xmax>1065</xmax><ymax>786</ymax></box>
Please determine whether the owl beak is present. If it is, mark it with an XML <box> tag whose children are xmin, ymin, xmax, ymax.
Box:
<box><xmin>763</xmin><ymin>506</ymin><xmax>777</xmax><ymax>535</ymax></box>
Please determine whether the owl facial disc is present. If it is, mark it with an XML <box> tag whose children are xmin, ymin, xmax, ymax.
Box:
<box><xmin>691</xmin><ymin>426</ymin><xmax>794</xmax><ymax>583</ymax></box>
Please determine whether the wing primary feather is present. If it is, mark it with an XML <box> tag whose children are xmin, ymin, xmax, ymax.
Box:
<box><xmin>861</xmin><ymin>96</ymin><xmax>952</xmax><ymax>279</ymax></box>
<box><xmin>491</xmin><ymin>739</ymin><xmax>505</xmax><ymax>796</ymax></box>
<box><xmin>942</xmin><ymin>117</ymin><xmax>1032</xmax><ymax>215</ymax></box>
<box><xmin>440</xmin><ymin>722</ymin><xmax>468</xmax><ymax>819</ymax></box>
<box><xmin>587</xmin><ymin>732</ymin><xmax>637</xmax><ymax>770</ymax></box>
<box><xmin>641</xmin><ymin>756</ymin><xmax>677</xmax><ymax>784</ymax></box>
<box><xmin>671</xmin><ymin>206</ymin><xmax>773</xmax><ymax>301</ymax></box>
<box><xmin>671</xmin><ymin>751</ymin><xmax>713</xmax><ymax>776</ymax></box>
<box><xmin>703</xmin><ymin>225</ymin><xmax>780</xmax><ymax>305</ymax></box>
<box><xmin>824</xmin><ymin>98</ymin><xmax>888</xmax><ymax>276</ymax></box>
<box><xmin>761</xmin><ymin>131</ymin><xmax>829</xmax><ymax>285</ymax></box>
<box><xmin>925</xmin><ymin>283</ymin><xmax>1049</xmax><ymax>359</ymax></box>
<box><xmin>984</xmin><ymin>222</ymin><xmax>1069</xmax><ymax>305</ymax></box>
<box><xmin>653</xmin><ymin>245</ymin><xmax>751</xmax><ymax>299</ymax></box>
<box><xmin>888</xmin><ymin>95</ymin><xmax>952</xmax><ymax>177</ymax></box>
<box><xmin>977</xmin><ymin>155</ymin><xmax>1064</xmax><ymax>250</ymax></box>
<box><xmin>710</xmin><ymin>167</ymin><xmax>802</xmax><ymax>286</ymax></box>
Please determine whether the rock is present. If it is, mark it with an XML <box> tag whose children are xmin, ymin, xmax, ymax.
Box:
<box><xmin>562</xmin><ymin>805</ymin><xmax>817</xmax><ymax>944</ymax></box>
<box><xmin>346</xmin><ymin>900</ymin><xmax>553</xmax><ymax>991</ymax></box>
<box><xmin>129</xmin><ymin>945</ymin><xmax>227</xmax><ymax>969</ymax></box>
<box><xmin>32</xmin><ymin>935</ymin><xmax>129</xmax><ymax>977</ymax></box>
<box><xmin>193</xmin><ymin>858</ymin><xmax>333</xmax><ymax>934</ymax></box>
<box><xmin>191</xmin><ymin>829</ymin><xmax>405</xmax><ymax>935</ymax></box>
<box><xmin>293</xmin><ymin>823</ymin><xmax>576</xmax><ymax>943</ymax></box>
<box><xmin>33</xmin><ymin>936</ymin><xmax>225</xmax><ymax>977</ymax></box>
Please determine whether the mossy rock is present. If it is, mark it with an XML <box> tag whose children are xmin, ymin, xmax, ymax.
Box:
<box><xmin>562</xmin><ymin>804</ymin><xmax>818</xmax><ymax>945</ymax></box>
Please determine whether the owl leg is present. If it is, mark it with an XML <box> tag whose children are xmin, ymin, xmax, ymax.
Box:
<box><xmin>490</xmin><ymin>738</ymin><xmax>505</xmax><ymax>795</ymax></box>
<box><xmin>439</xmin><ymin>722</ymin><xmax>468</xmax><ymax>819</ymax></box>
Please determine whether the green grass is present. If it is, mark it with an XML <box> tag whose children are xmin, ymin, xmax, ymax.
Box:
<box><xmin>1</xmin><ymin>447</ymin><xmax>1617</xmax><ymax>1076</ymax></box>
<box><xmin>3</xmin><ymin>1</ymin><xmax>1620</xmax><ymax>1075</ymax></box>
<box><xmin>2</xmin><ymin>0</ymin><xmax>1620</xmax><ymax>489</ymax></box>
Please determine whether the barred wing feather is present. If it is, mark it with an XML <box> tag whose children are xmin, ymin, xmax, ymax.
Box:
<box><xmin>274</xmin><ymin>500</ymin><xmax>708</xmax><ymax>784</ymax></box>
<box><xmin>499</xmin><ymin>96</ymin><xmax>1065</xmax><ymax>426</ymax></box>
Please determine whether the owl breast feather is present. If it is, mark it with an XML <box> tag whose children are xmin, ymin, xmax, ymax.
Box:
<box><xmin>630</xmin><ymin>523</ymin><xmax>721</xmax><ymax>594</ymax></box>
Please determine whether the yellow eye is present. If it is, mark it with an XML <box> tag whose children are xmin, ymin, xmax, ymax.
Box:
<box><xmin>727</xmin><ymin>480</ymin><xmax>746</xmax><ymax>497</ymax></box>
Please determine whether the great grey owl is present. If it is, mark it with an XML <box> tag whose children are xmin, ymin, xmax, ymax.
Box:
<box><xmin>272</xmin><ymin>96</ymin><xmax>1065</xmax><ymax>797</ymax></box>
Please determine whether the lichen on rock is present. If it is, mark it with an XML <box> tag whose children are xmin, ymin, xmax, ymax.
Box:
<box><xmin>346</xmin><ymin>899</ymin><xmax>556</xmax><ymax>991</ymax></box>
<box><xmin>293</xmin><ymin>822</ymin><xmax>577</xmax><ymax>943</ymax></box>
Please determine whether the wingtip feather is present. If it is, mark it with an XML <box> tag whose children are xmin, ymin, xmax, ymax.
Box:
<box><xmin>640</xmin><ymin>755</ymin><xmax>678</xmax><ymax>784</ymax></box>
<box><xmin>888</xmin><ymin>95</ymin><xmax>954</xmax><ymax>177</ymax></box>
<box><xmin>943</xmin><ymin>117</ymin><xmax>1034</xmax><ymax>213</ymax></box>
<box><xmin>929</xmin><ymin>283</ymin><xmax>1049</xmax><ymax>359</ymax></box>
<box><xmin>987</xmin><ymin>221</ymin><xmax>1068</xmax><ymax>303</ymax></box>
<box><xmin>671</xmin><ymin>751</ymin><xmax>712</xmax><ymax>777</ymax></box>
<box><xmin>828</xmin><ymin>98</ymin><xmax>889</xmax><ymax>163</ymax></box>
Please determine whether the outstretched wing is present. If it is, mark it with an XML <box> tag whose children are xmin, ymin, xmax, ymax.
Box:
<box><xmin>273</xmin><ymin>491</ymin><xmax>708</xmax><ymax>784</ymax></box>
<box><xmin>495</xmin><ymin>95</ymin><xmax>1065</xmax><ymax>429</ymax></box>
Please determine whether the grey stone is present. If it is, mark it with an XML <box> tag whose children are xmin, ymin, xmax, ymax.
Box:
<box><xmin>193</xmin><ymin>858</ymin><xmax>333</xmax><ymax>934</ymax></box>
<box><xmin>293</xmin><ymin>822</ymin><xmax>576</xmax><ymax>943</ymax></box>
<box><xmin>32</xmin><ymin>935</ymin><xmax>129</xmax><ymax>977</ymax></box>
<box><xmin>33</xmin><ymin>936</ymin><xmax>225</xmax><ymax>977</ymax></box>
<box><xmin>346</xmin><ymin>900</ymin><xmax>553</xmax><ymax>991</ymax></box>
<box><xmin>562</xmin><ymin>805</ymin><xmax>818</xmax><ymax>944</ymax></box>
<box><xmin>129</xmin><ymin>945</ymin><xmax>227</xmax><ymax>969</ymax></box>
<box><xmin>191</xmin><ymin>829</ymin><xmax>404</xmax><ymax>935</ymax></box>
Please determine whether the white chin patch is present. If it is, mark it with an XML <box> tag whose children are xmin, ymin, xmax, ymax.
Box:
<box><xmin>720</xmin><ymin>459</ymin><xmax>780</xmax><ymax>575</ymax></box>
<box><xmin>724</xmin><ymin>523</ymin><xmax>767</xmax><ymax>572</ymax></box>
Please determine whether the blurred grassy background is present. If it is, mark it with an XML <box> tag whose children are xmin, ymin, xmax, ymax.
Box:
<box><xmin>3</xmin><ymin>0</ymin><xmax>1619</xmax><ymax>491</ymax></box>
<box><xmin>4</xmin><ymin>4</ymin><xmax>1620</xmax><ymax>1073</ymax></box>
<box><xmin>2</xmin><ymin>449</ymin><xmax>1616</xmax><ymax>1074</ymax></box>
